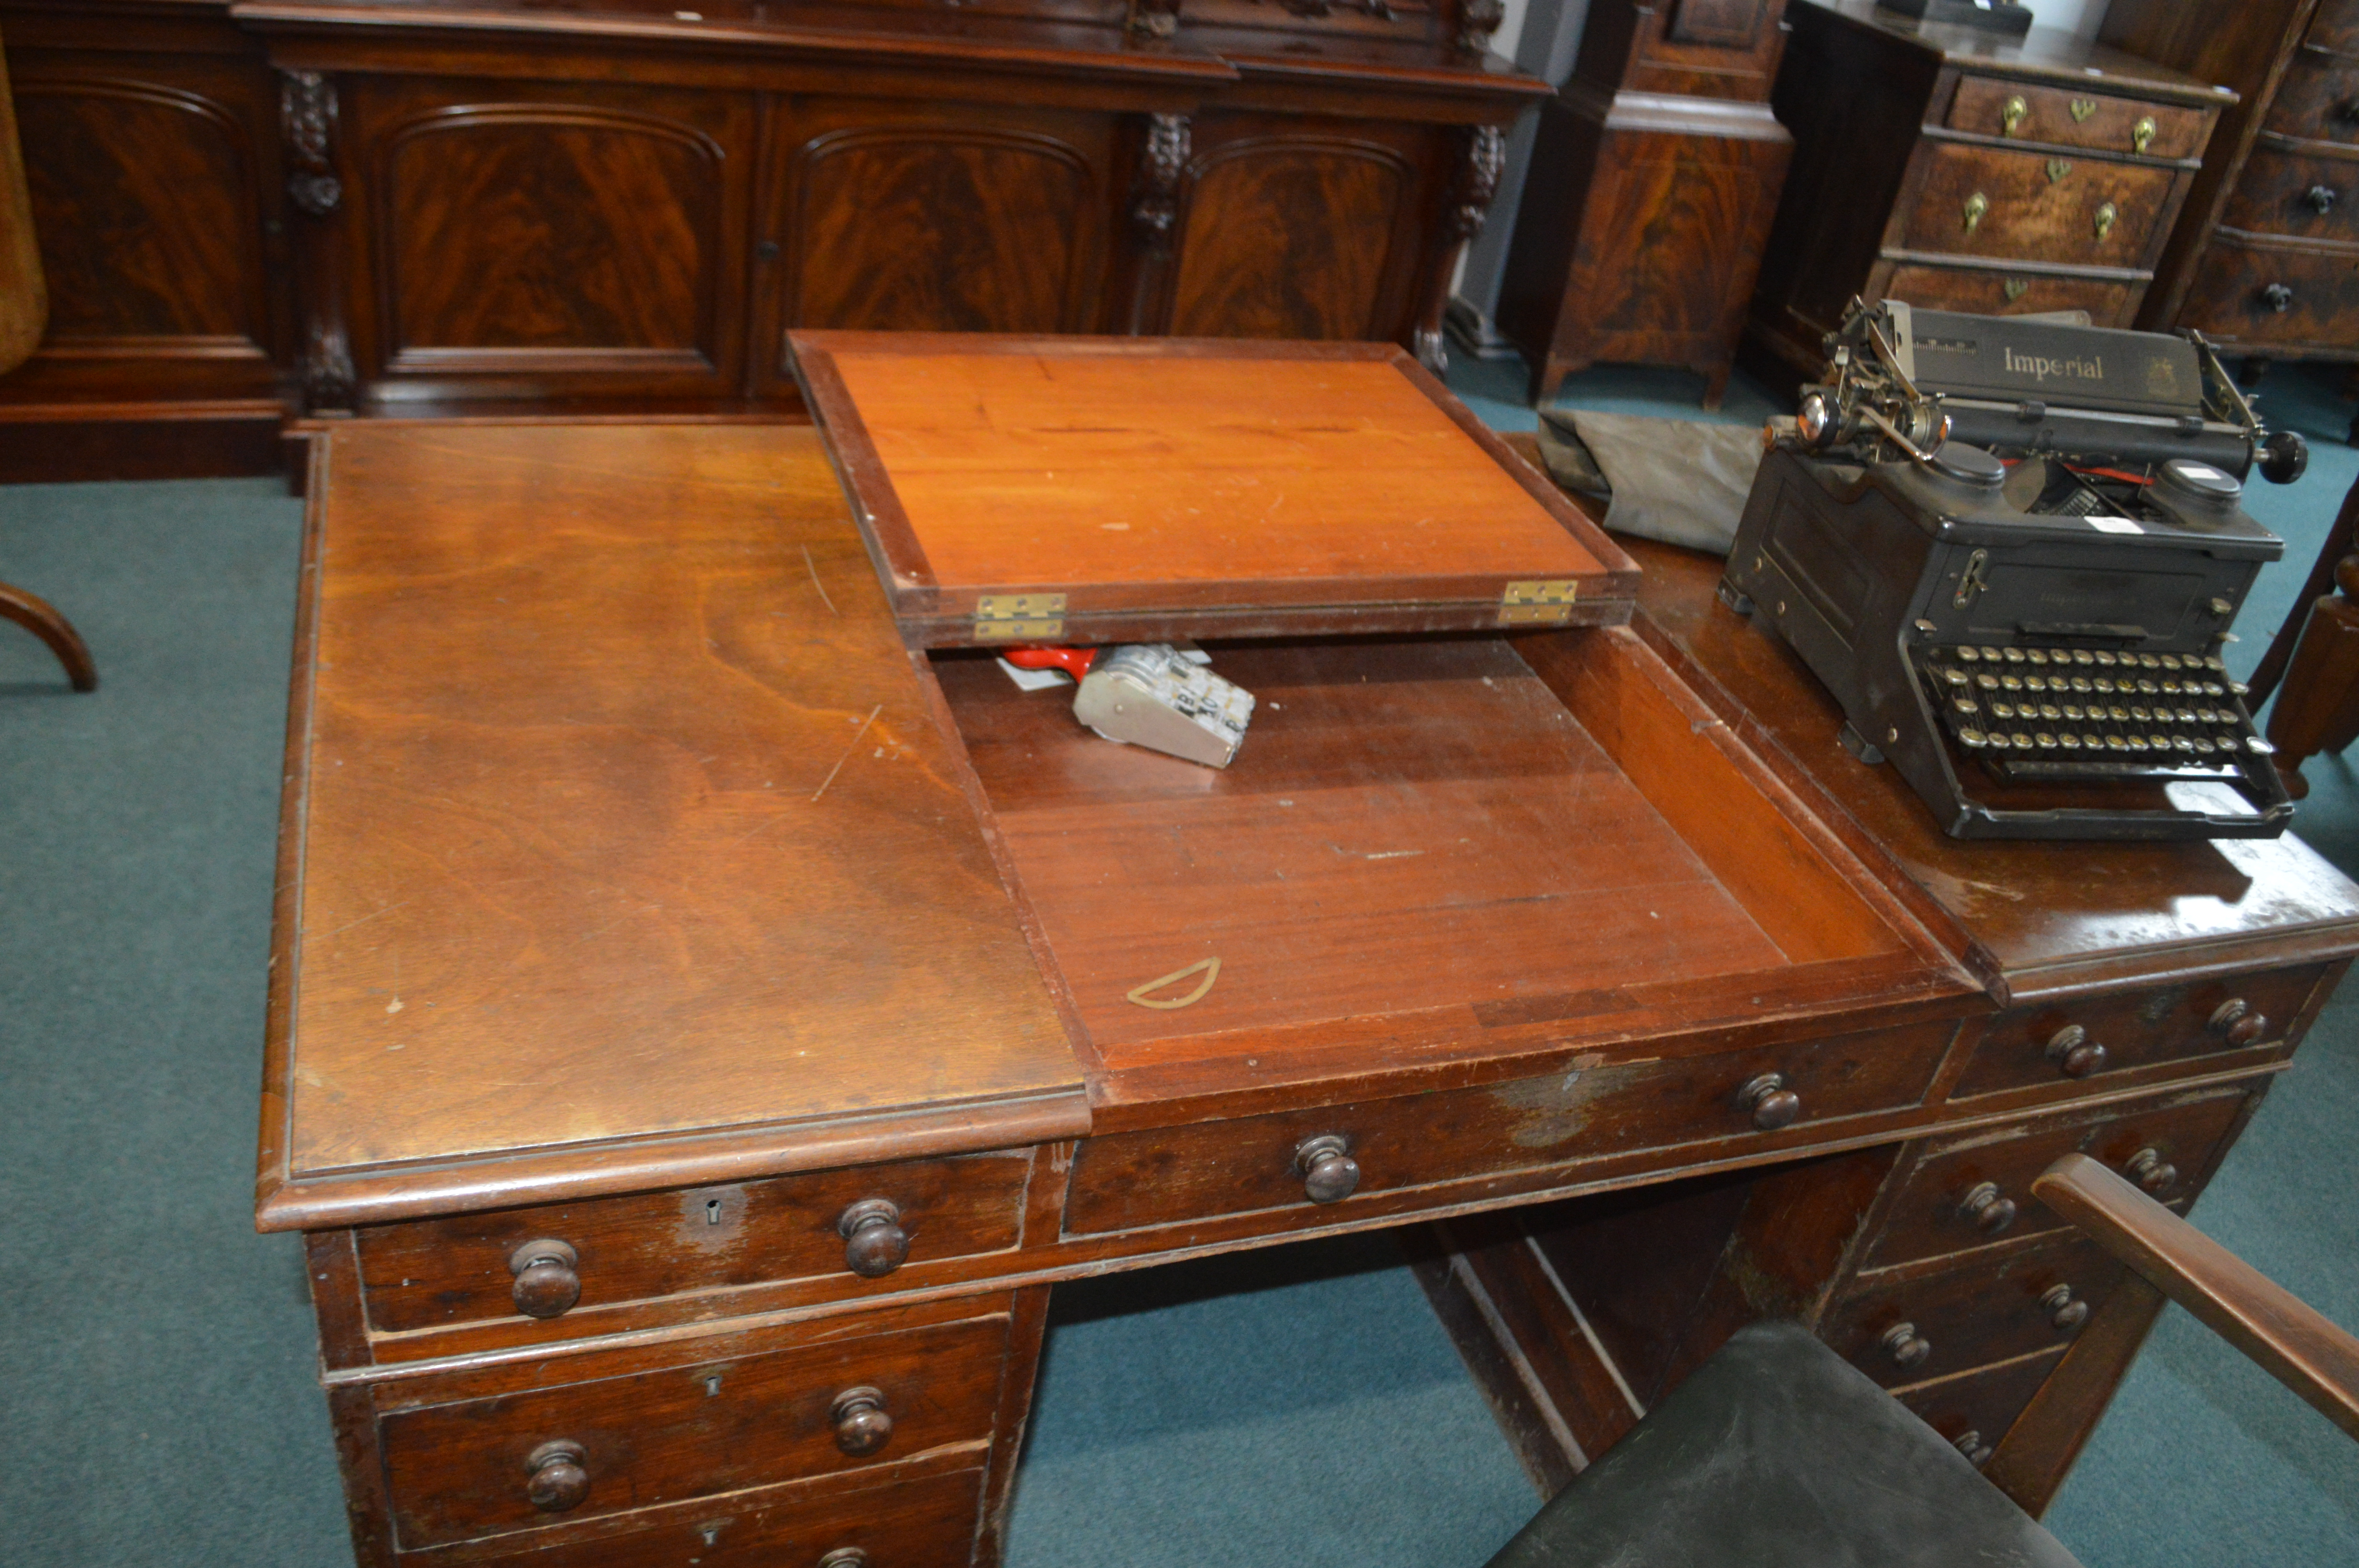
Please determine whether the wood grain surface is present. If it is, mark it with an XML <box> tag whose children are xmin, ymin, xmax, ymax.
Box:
<box><xmin>794</xmin><ymin>334</ymin><xmax>1627</xmax><ymax>629</ymax></box>
<box><xmin>257</xmin><ymin>422</ymin><xmax>1083</xmax><ymax>1229</ymax></box>
<box><xmin>1619</xmin><ymin>531</ymin><xmax>2359</xmax><ymax>997</ymax></box>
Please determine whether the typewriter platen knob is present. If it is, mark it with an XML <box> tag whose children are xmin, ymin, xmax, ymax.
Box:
<box><xmin>2261</xmin><ymin>430</ymin><xmax>2308</xmax><ymax>485</ymax></box>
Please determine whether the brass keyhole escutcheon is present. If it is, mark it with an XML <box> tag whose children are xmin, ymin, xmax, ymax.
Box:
<box><xmin>2132</xmin><ymin>115</ymin><xmax>2157</xmax><ymax>153</ymax></box>
<box><xmin>2046</xmin><ymin>158</ymin><xmax>2072</xmax><ymax>185</ymax></box>
<box><xmin>2094</xmin><ymin>201</ymin><xmax>2118</xmax><ymax>241</ymax></box>
<box><xmin>2001</xmin><ymin>95</ymin><xmax>2028</xmax><ymax>136</ymax></box>
<box><xmin>2003</xmin><ymin>278</ymin><xmax>2029</xmax><ymax>302</ymax></box>
<box><xmin>2070</xmin><ymin>97</ymin><xmax>2097</xmax><ymax>123</ymax></box>
<box><xmin>1963</xmin><ymin>192</ymin><xmax>1989</xmax><ymax>234</ymax></box>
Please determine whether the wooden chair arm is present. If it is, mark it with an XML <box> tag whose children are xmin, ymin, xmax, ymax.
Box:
<box><xmin>2033</xmin><ymin>1152</ymin><xmax>2359</xmax><ymax>1442</ymax></box>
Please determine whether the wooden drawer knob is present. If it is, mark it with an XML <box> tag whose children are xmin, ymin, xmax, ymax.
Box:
<box><xmin>2045</xmin><ymin>1025</ymin><xmax>2106</xmax><ymax>1078</ymax></box>
<box><xmin>524</xmin><ymin>1440</ymin><xmax>589</xmax><ymax>1513</ymax></box>
<box><xmin>2209</xmin><ymin>998</ymin><xmax>2268</xmax><ymax>1046</ymax></box>
<box><xmin>831</xmin><ymin>1386</ymin><xmax>893</xmax><ymax>1456</ymax></box>
<box><xmin>509</xmin><ymin>1239</ymin><xmax>582</xmax><ymax>1319</ymax></box>
<box><xmin>2040</xmin><ymin>1283</ymin><xmax>2090</xmax><ymax>1332</ymax></box>
<box><xmin>837</xmin><ymin>1198</ymin><xmax>911</xmax><ymax>1278</ymax></box>
<box><xmin>1294</xmin><ymin>1134</ymin><xmax>1360</xmax><ymax>1203</ymax></box>
<box><xmin>1739</xmin><ymin>1072</ymin><xmax>1802</xmax><ymax>1131</ymax></box>
<box><xmin>817</xmin><ymin>1551</ymin><xmax>872</xmax><ymax>1568</ymax></box>
<box><xmin>2124</xmin><ymin>1147</ymin><xmax>2178</xmax><ymax>1196</ymax></box>
<box><xmin>1880</xmin><ymin>1321</ymin><xmax>1932</xmax><ymax>1370</ymax></box>
<box><xmin>1960</xmin><ymin>1180</ymin><xmax>2018</xmax><ymax>1235</ymax></box>
<box><xmin>1954</xmin><ymin>1428</ymin><xmax>1994</xmax><ymax>1467</ymax></box>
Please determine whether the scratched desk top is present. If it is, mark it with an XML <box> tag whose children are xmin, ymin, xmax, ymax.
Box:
<box><xmin>256</xmin><ymin>423</ymin><xmax>1083</xmax><ymax>1231</ymax></box>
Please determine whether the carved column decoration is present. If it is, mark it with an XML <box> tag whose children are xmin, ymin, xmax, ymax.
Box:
<box><xmin>1126</xmin><ymin>113</ymin><xmax>1192</xmax><ymax>334</ymax></box>
<box><xmin>280</xmin><ymin>70</ymin><xmax>355</xmax><ymax>412</ymax></box>
<box><xmin>1457</xmin><ymin>0</ymin><xmax>1507</xmax><ymax>55</ymax></box>
<box><xmin>1414</xmin><ymin>123</ymin><xmax>1507</xmax><ymax>374</ymax></box>
<box><xmin>281</xmin><ymin>71</ymin><xmax>341</xmax><ymax>217</ymax></box>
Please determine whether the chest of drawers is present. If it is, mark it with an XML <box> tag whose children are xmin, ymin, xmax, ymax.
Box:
<box><xmin>2101</xmin><ymin>0</ymin><xmax>2359</xmax><ymax>438</ymax></box>
<box><xmin>1748</xmin><ymin>0</ymin><xmax>2231</xmax><ymax>377</ymax></box>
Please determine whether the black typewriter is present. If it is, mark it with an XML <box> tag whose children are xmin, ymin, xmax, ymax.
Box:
<box><xmin>1720</xmin><ymin>299</ymin><xmax>2307</xmax><ymax>841</ymax></box>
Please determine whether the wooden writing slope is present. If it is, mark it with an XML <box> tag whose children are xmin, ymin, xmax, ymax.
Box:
<box><xmin>791</xmin><ymin>334</ymin><xmax>1639</xmax><ymax>647</ymax></box>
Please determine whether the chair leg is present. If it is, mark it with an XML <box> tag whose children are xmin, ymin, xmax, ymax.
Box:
<box><xmin>2264</xmin><ymin>590</ymin><xmax>2359</xmax><ymax>800</ymax></box>
<box><xmin>0</xmin><ymin>580</ymin><xmax>98</xmax><ymax>692</ymax></box>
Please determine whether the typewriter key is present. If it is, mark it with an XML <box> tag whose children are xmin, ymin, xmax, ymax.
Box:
<box><xmin>1943</xmin><ymin>668</ymin><xmax>1969</xmax><ymax>686</ymax></box>
<box><xmin>2041</xmin><ymin>704</ymin><xmax>2062</xmax><ymax>720</ymax></box>
<box><xmin>2072</xmin><ymin>650</ymin><xmax>2095</xmax><ymax>665</ymax></box>
<box><xmin>1990</xmin><ymin>702</ymin><xmax>2014</xmax><ymax>719</ymax></box>
<box><xmin>2002</xmin><ymin>675</ymin><xmax>2023</xmax><ymax>691</ymax></box>
<box><xmin>2092</xmin><ymin>733</ymin><xmax>2111</xmax><ymax>749</ymax></box>
<box><xmin>2137</xmin><ymin>655</ymin><xmax>2161</xmax><ymax>669</ymax></box>
<box><xmin>1954</xmin><ymin>699</ymin><xmax>1979</xmax><ymax>716</ymax></box>
<box><xmin>2136</xmin><ymin>679</ymin><xmax>2159</xmax><ymax>694</ymax></box>
<box><xmin>1980</xmin><ymin>647</ymin><xmax>2003</xmax><ymax>662</ymax></box>
<box><xmin>2108</xmin><ymin>706</ymin><xmax>2130</xmax><ymax>722</ymax></box>
<box><xmin>2094</xmin><ymin>651</ymin><xmax>2118</xmax><ymax>666</ymax></box>
<box><xmin>1977</xmin><ymin>673</ymin><xmax>2000</xmax><ymax>691</ymax></box>
<box><xmin>2070</xmin><ymin>677</ymin><xmax>2092</xmax><ymax>693</ymax></box>
<box><xmin>2130</xmin><ymin>706</ymin><xmax>2151</xmax><ymax>722</ymax></box>
<box><xmin>2247</xmin><ymin>736</ymin><xmax>2275</xmax><ymax>754</ymax></box>
<box><xmin>2092</xmin><ymin>678</ymin><xmax>2114</xmax><ymax>693</ymax></box>
<box><xmin>2205</xmin><ymin>656</ymin><xmax>2226</xmax><ymax>671</ymax></box>
<box><xmin>2127</xmin><ymin>737</ymin><xmax>2150</xmax><ymax>753</ymax></box>
<box><xmin>2025</xmin><ymin>676</ymin><xmax>2046</xmax><ymax>692</ymax></box>
<box><xmin>1957</xmin><ymin>646</ymin><xmax>1979</xmax><ymax>662</ymax></box>
<box><xmin>2012</xmin><ymin>732</ymin><xmax>2034</xmax><ymax>749</ymax></box>
<box><xmin>1959</xmin><ymin>728</ymin><xmax>1987</xmax><ymax>748</ymax></box>
<box><xmin>2194</xmin><ymin>738</ymin><xmax>2216</xmax><ymax>755</ymax></box>
<box><xmin>2036</xmin><ymin>733</ymin><xmax>2058</xmax><ymax>749</ymax></box>
<box><xmin>2002</xmin><ymin>648</ymin><xmax>2026</xmax><ymax>663</ymax></box>
<box><xmin>2027</xmin><ymin>649</ymin><xmax>2050</xmax><ymax>665</ymax></box>
<box><xmin>2158</xmin><ymin>654</ymin><xmax>2182</xmax><ymax>670</ymax></box>
<box><xmin>2177</xmin><ymin>708</ymin><xmax>2197</xmax><ymax>724</ymax></box>
<box><xmin>2172</xmin><ymin>736</ymin><xmax>2195</xmax><ymax>752</ymax></box>
<box><xmin>2150</xmin><ymin>734</ymin><xmax>2171</xmax><ymax>750</ymax></box>
<box><xmin>2231</xmin><ymin>681</ymin><xmax>2250</xmax><ymax>697</ymax></box>
<box><xmin>2063</xmin><ymin>704</ymin><xmax>2083</xmax><ymax>720</ymax></box>
<box><xmin>2060</xmin><ymin>734</ymin><xmax>2082</xmax><ymax>750</ymax></box>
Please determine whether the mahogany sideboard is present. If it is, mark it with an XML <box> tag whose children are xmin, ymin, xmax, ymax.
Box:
<box><xmin>259</xmin><ymin>416</ymin><xmax>2359</xmax><ymax>1567</ymax></box>
<box><xmin>0</xmin><ymin>0</ymin><xmax>1540</xmax><ymax>481</ymax></box>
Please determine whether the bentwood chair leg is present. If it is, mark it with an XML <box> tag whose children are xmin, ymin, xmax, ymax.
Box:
<box><xmin>0</xmin><ymin>579</ymin><xmax>98</xmax><ymax>691</ymax></box>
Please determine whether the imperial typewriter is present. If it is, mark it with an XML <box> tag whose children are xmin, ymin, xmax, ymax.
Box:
<box><xmin>1720</xmin><ymin>299</ymin><xmax>2308</xmax><ymax>841</ymax></box>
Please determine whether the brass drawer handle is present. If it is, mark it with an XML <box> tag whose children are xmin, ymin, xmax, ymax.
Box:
<box><xmin>2045</xmin><ymin>1024</ymin><xmax>2107</xmax><ymax>1078</ymax></box>
<box><xmin>1881</xmin><ymin>1321</ymin><xmax>1933</xmax><ymax>1369</ymax></box>
<box><xmin>1295</xmin><ymin>1134</ymin><xmax>1361</xmax><ymax>1203</ymax></box>
<box><xmin>509</xmin><ymin>1238</ymin><xmax>582</xmax><ymax>1319</ymax></box>
<box><xmin>2040</xmin><ymin>1283</ymin><xmax>2090</xmax><ymax>1331</ymax></box>
<box><xmin>838</xmin><ymin>1197</ymin><xmax>911</xmax><ymax>1278</ymax></box>
<box><xmin>2209</xmin><ymin>997</ymin><xmax>2269</xmax><ymax>1045</ymax></box>
<box><xmin>525</xmin><ymin>1439</ymin><xmax>589</xmax><ymax>1513</ymax></box>
<box><xmin>2001</xmin><ymin>94</ymin><xmax>2028</xmax><ymax>136</ymax></box>
<box><xmin>2124</xmin><ymin>1147</ymin><xmax>2178</xmax><ymax>1196</ymax></box>
<box><xmin>2132</xmin><ymin>115</ymin><xmax>2157</xmax><ymax>154</ymax></box>
<box><xmin>1739</xmin><ymin>1071</ymin><xmax>1803</xmax><ymax>1130</ymax></box>
<box><xmin>831</xmin><ymin>1386</ymin><xmax>894</xmax><ymax>1455</ymax></box>
<box><xmin>1960</xmin><ymin>1180</ymin><xmax>2019</xmax><ymax>1235</ymax></box>
<box><xmin>1963</xmin><ymin>191</ymin><xmax>1989</xmax><ymax>234</ymax></box>
<box><xmin>2093</xmin><ymin>200</ymin><xmax>2118</xmax><ymax>241</ymax></box>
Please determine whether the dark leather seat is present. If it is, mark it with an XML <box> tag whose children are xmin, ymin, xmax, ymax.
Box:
<box><xmin>1483</xmin><ymin>1320</ymin><xmax>2083</xmax><ymax>1568</ymax></box>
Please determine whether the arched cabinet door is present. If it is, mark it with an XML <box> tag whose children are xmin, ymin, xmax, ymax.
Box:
<box><xmin>339</xmin><ymin>78</ymin><xmax>755</xmax><ymax>404</ymax></box>
<box><xmin>1156</xmin><ymin>115</ymin><xmax>1436</xmax><ymax>343</ymax></box>
<box><xmin>754</xmin><ymin>102</ymin><xmax>1120</xmax><ymax>394</ymax></box>
<box><xmin>5</xmin><ymin>61</ymin><xmax>281</xmax><ymax>400</ymax></box>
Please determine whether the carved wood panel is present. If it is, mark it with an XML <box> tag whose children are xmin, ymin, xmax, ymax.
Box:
<box><xmin>1667</xmin><ymin>0</ymin><xmax>1772</xmax><ymax>47</ymax></box>
<box><xmin>1163</xmin><ymin>119</ymin><xmax>1428</xmax><ymax>341</ymax></box>
<box><xmin>4</xmin><ymin>57</ymin><xmax>282</xmax><ymax>396</ymax></box>
<box><xmin>340</xmin><ymin>79</ymin><xmax>754</xmax><ymax>400</ymax></box>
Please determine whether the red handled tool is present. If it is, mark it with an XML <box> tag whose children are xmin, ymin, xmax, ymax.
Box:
<box><xmin>1002</xmin><ymin>646</ymin><xmax>1099</xmax><ymax>678</ymax></box>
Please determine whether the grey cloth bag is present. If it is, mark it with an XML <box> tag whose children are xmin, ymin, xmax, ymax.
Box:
<box><xmin>1535</xmin><ymin>408</ymin><xmax>1766</xmax><ymax>556</ymax></box>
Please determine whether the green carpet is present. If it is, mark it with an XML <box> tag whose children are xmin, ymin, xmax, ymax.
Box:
<box><xmin>4</xmin><ymin>373</ymin><xmax>2357</xmax><ymax>1565</ymax></box>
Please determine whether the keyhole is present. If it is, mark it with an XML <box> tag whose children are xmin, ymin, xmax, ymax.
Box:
<box><xmin>703</xmin><ymin>1372</ymin><xmax>723</xmax><ymax>1397</ymax></box>
<box><xmin>706</xmin><ymin>1198</ymin><xmax>723</xmax><ymax>1226</ymax></box>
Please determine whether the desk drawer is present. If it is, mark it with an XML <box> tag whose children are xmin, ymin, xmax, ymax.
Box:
<box><xmin>2177</xmin><ymin>232</ymin><xmax>2359</xmax><ymax>351</ymax></box>
<box><xmin>1946</xmin><ymin>78</ymin><xmax>2207</xmax><ymax>161</ymax></box>
<box><xmin>378</xmin><ymin>1308</ymin><xmax>1007</xmax><ymax>1549</ymax></box>
<box><xmin>1063</xmin><ymin>1020</ymin><xmax>1953</xmax><ymax>1237</ymax></box>
<box><xmin>356</xmin><ymin>1150</ymin><xmax>1033</xmax><ymax>1336</ymax></box>
<box><xmin>1947</xmin><ymin>964</ymin><xmax>2319</xmax><ymax>1098</ymax></box>
<box><xmin>1893</xmin><ymin>1349</ymin><xmax>2066</xmax><ymax>1470</ymax></box>
<box><xmin>1901</xmin><ymin>143</ymin><xmax>2175</xmax><ymax>267</ymax></box>
<box><xmin>1825</xmin><ymin>1236</ymin><xmax>2127</xmax><ymax>1390</ymax></box>
<box><xmin>1858</xmin><ymin>1084</ymin><xmax>2249</xmax><ymax>1270</ymax></box>
<box><xmin>427</xmin><ymin>1465</ymin><xmax>982</xmax><ymax>1567</ymax></box>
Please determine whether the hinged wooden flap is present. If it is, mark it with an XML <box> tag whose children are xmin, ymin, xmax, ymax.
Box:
<box><xmin>791</xmin><ymin>332</ymin><xmax>1641</xmax><ymax>647</ymax></box>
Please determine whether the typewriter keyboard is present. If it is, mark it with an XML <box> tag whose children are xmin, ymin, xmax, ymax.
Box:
<box><xmin>1915</xmin><ymin>644</ymin><xmax>2274</xmax><ymax>783</ymax></box>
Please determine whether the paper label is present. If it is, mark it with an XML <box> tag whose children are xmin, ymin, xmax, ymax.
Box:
<box><xmin>2085</xmin><ymin>516</ymin><xmax>2143</xmax><ymax>534</ymax></box>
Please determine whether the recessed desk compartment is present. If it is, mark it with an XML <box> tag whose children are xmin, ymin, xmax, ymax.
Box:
<box><xmin>935</xmin><ymin>624</ymin><xmax>1961</xmax><ymax>1236</ymax></box>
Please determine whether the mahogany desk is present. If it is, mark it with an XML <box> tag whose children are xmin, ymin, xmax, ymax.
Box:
<box><xmin>258</xmin><ymin>420</ymin><xmax>2359</xmax><ymax>1567</ymax></box>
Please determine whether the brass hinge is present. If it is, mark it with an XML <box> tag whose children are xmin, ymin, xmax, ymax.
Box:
<box><xmin>973</xmin><ymin>593</ymin><xmax>1066</xmax><ymax>641</ymax></box>
<box><xmin>1499</xmin><ymin>579</ymin><xmax>1578</xmax><ymax>626</ymax></box>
